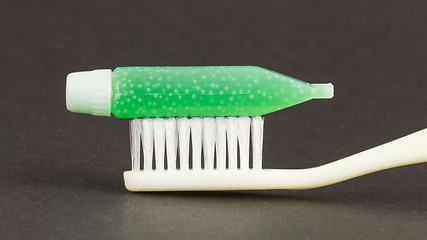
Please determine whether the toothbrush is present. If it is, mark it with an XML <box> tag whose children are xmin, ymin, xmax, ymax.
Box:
<box><xmin>66</xmin><ymin>66</ymin><xmax>427</xmax><ymax>192</ymax></box>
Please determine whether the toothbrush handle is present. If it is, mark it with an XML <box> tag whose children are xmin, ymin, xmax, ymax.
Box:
<box><xmin>295</xmin><ymin>127</ymin><xmax>427</xmax><ymax>189</ymax></box>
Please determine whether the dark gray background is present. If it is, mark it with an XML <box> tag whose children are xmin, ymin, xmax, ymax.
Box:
<box><xmin>1</xmin><ymin>0</ymin><xmax>426</xmax><ymax>239</ymax></box>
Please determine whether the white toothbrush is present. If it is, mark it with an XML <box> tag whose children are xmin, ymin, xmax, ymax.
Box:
<box><xmin>124</xmin><ymin>117</ymin><xmax>427</xmax><ymax>192</ymax></box>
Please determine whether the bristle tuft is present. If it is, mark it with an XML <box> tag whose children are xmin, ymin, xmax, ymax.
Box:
<box><xmin>153</xmin><ymin>118</ymin><xmax>165</xmax><ymax>171</ymax></box>
<box><xmin>129</xmin><ymin>119</ymin><xmax>141</xmax><ymax>171</ymax></box>
<box><xmin>178</xmin><ymin>118</ymin><xmax>190</xmax><ymax>171</ymax></box>
<box><xmin>203</xmin><ymin>118</ymin><xmax>216</xmax><ymax>170</ymax></box>
<box><xmin>190</xmin><ymin>118</ymin><xmax>203</xmax><ymax>170</ymax></box>
<box><xmin>142</xmin><ymin>119</ymin><xmax>153</xmax><ymax>171</ymax></box>
<box><xmin>226</xmin><ymin>117</ymin><xmax>238</xmax><ymax>170</ymax></box>
<box><xmin>252</xmin><ymin>116</ymin><xmax>264</xmax><ymax>170</ymax></box>
<box><xmin>238</xmin><ymin>117</ymin><xmax>251</xmax><ymax>170</ymax></box>
<box><xmin>165</xmin><ymin>118</ymin><xmax>177</xmax><ymax>170</ymax></box>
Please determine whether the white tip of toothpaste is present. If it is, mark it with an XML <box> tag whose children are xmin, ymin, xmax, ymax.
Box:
<box><xmin>66</xmin><ymin>69</ymin><xmax>112</xmax><ymax>116</ymax></box>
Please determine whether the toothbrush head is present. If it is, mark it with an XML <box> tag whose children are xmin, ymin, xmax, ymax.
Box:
<box><xmin>129</xmin><ymin>116</ymin><xmax>264</xmax><ymax>172</ymax></box>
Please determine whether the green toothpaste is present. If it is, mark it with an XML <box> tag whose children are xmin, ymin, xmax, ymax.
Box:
<box><xmin>66</xmin><ymin>66</ymin><xmax>333</xmax><ymax>118</ymax></box>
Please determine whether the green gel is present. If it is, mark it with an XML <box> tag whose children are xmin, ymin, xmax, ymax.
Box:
<box><xmin>111</xmin><ymin>66</ymin><xmax>333</xmax><ymax>118</ymax></box>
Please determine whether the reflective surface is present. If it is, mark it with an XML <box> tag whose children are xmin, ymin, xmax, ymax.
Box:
<box><xmin>1</xmin><ymin>0</ymin><xmax>426</xmax><ymax>239</ymax></box>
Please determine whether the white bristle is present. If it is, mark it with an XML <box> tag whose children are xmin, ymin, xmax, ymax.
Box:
<box><xmin>226</xmin><ymin>117</ymin><xmax>238</xmax><ymax>170</ymax></box>
<box><xmin>203</xmin><ymin>118</ymin><xmax>216</xmax><ymax>170</ymax></box>
<box><xmin>153</xmin><ymin>118</ymin><xmax>166</xmax><ymax>171</ymax></box>
<box><xmin>252</xmin><ymin>116</ymin><xmax>264</xmax><ymax>170</ymax></box>
<box><xmin>178</xmin><ymin>118</ymin><xmax>190</xmax><ymax>171</ymax></box>
<box><xmin>190</xmin><ymin>118</ymin><xmax>203</xmax><ymax>170</ymax></box>
<box><xmin>215</xmin><ymin>118</ymin><xmax>227</xmax><ymax>170</ymax></box>
<box><xmin>238</xmin><ymin>117</ymin><xmax>251</xmax><ymax>170</ymax></box>
<box><xmin>129</xmin><ymin>116</ymin><xmax>264</xmax><ymax>172</ymax></box>
<box><xmin>165</xmin><ymin>118</ymin><xmax>177</xmax><ymax>170</ymax></box>
<box><xmin>142</xmin><ymin>119</ymin><xmax>153</xmax><ymax>171</ymax></box>
<box><xmin>129</xmin><ymin>119</ymin><xmax>141</xmax><ymax>170</ymax></box>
